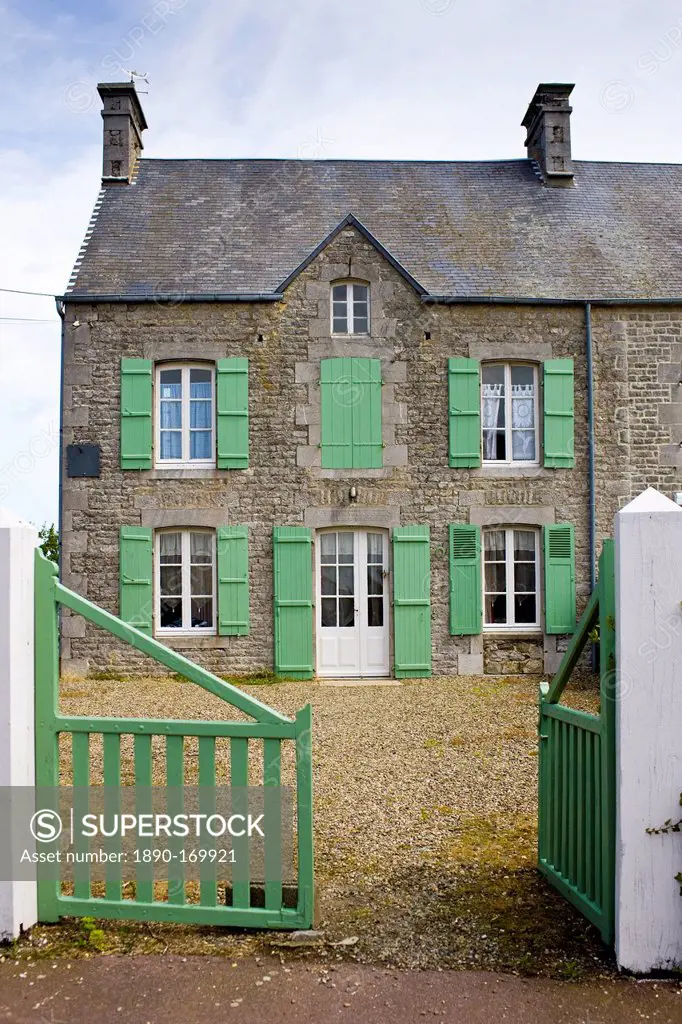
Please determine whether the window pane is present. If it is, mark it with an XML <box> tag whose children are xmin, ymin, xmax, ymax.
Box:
<box><xmin>160</xmin><ymin>566</ymin><xmax>182</xmax><ymax>596</ymax></box>
<box><xmin>321</xmin><ymin>566</ymin><xmax>336</xmax><ymax>596</ymax></box>
<box><xmin>190</xmin><ymin>565</ymin><xmax>212</xmax><ymax>596</ymax></box>
<box><xmin>338</xmin><ymin>597</ymin><xmax>355</xmax><ymax>627</ymax></box>
<box><xmin>485</xmin><ymin>593</ymin><xmax>507</xmax><ymax>624</ymax></box>
<box><xmin>367</xmin><ymin>565</ymin><xmax>383</xmax><ymax>595</ymax></box>
<box><xmin>190</xmin><ymin>532</ymin><xmax>212</xmax><ymax>563</ymax></box>
<box><xmin>190</xmin><ymin>431</ymin><xmax>212</xmax><ymax>460</ymax></box>
<box><xmin>515</xmin><ymin>593</ymin><xmax>536</xmax><ymax>624</ymax></box>
<box><xmin>338</xmin><ymin>566</ymin><xmax>354</xmax><ymax>595</ymax></box>
<box><xmin>332</xmin><ymin>317</ymin><xmax>348</xmax><ymax>333</ymax></box>
<box><xmin>190</xmin><ymin>366</ymin><xmax>212</xmax><ymax>387</ymax></box>
<box><xmin>321</xmin><ymin>597</ymin><xmax>336</xmax><ymax>627</ymax></box>
<box><xmin>352</xmin><ymin>284</ymin><xmax>368</xmax><ymax>304</ymax></box>
<box><xmin>368</xmin><ymin>597</ymin><xmax>383</xmax><ymax>627</ymax></box>
<box><xmin>482</xmin><ymin>365</ymin><xmax>505</xmax><ymax>461</ymax></box>
<box><xmin>337</xmin><ymin>533</ymin><xmax>353</xmax><ymax>562</ymax></box>
<box><xmin>160</xmin><ymin>401</ymin><xmax>182</xmax><ymax>429</ymax></box>
<box><xmin>191</xmin><ymin>597</ymin><xmax>213</xmax><ymax>628</ymax></box>
<box><xmin>484</xmin><ymin>562</ymin><xmax>506</xmax><ymax>593</ymax></box>
<box><xmin>367</xmin><ymin>533</ymin><xmax>383</xmax><ymax>563</ymax></box>
<box><xmin>352</xmin><ymin>315</ymin><xmax>368</xmax><ymax>334</ymax></box>
<box><xmin>511</xmin><ymin>365</ymin><xmax>534</xmax><ymax>388</ymax></box>
<box><xmin>159</xmin><ymin>368</ymin><xmax>181</xmax><ymax>395</ymax></box>
<box><xmin>484</xmin><ymin>531</ymin><xmax>506</xmax><ymax>559</ymax></box>
<box><xmin>160</xmin><ymin>598</ymin><xmax>182</xmax><ymax>628</ymax></box>
<box><xmin>332</xmin><ymin>285</ymin><xmax>347</xmax><ymax>302</ymax></box>
<box><xmin>512</xmin><ymin>430</ymin><xmax>535</xmax><ymax>461</ymax></box>
<box><xmin>514</xmin><ymin>561</ymin><xmax>536</xmax><ymax>593</ymax></box>
<box><xmin>513</xmin><ymin>530</ymin><xmax>535</xmax><ymax>562</ymax></box>
<box><xmin>320</xmin><ymin>534</ymin><xmax>336</xmax><ymax>563</ymax></box>
<box><xmin>482</xmin><ymin>364</ymin><xmax>505</xmax><ymax>387</ymax></box>
<box><xmin>159</xmin><ymin>532</ymin><xmax>181</xmax><ymax>561</ymax></box>
<box><xmin>159</xmin><ymin>431</ymin><xmax>182</xmax><ymax>461</ymax></box>
<box><xmin>190</xmin><ymin>400</ymin><xmax>212</xmax><ymax>429</ymax></box>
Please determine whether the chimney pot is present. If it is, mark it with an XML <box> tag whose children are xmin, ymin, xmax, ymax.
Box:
<box><xmin>522</xmin><ymin>83</ymin><xmax>574</xmax><ymax>185</ymax></box>
<box><xmin>97</xmin><ymin>82</ymin><xmax>147</xmax><ymax>184</ymax></box>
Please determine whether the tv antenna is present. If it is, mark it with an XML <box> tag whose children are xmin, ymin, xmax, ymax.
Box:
<box><xmin>121</xmin><ymin>69</ymin><xmax>149</xmax><ymax>90</ymax></box>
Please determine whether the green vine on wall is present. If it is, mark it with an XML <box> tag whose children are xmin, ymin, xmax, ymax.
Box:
<box><xmin>646</xmin><ymin>792</ymin><xmax>682</xmax><ymax>895</ymax></box>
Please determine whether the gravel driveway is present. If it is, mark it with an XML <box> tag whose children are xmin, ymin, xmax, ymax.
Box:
<box><xmin>28</xmin><ymin>674</ymin><xmax>608</xmax><ymax>976</ymax></box>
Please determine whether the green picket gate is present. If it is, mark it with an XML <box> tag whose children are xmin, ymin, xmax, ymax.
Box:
<box><xmin>34</xmin><ymin>550</ymin><xmax>314</xmax><ymax>929</ymax></box>
<box><xmin>537</xmin><ymin>541</ymin><xmax>616</xmax><ymax>945</ymax></box>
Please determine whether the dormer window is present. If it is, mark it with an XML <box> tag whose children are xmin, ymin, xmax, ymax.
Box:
<box><xmin>331</xmin><ymin>281</ymin><xmax>370</xmax><ymax>335</ymax></box>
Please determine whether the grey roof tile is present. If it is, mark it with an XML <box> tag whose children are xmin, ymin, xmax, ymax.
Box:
<box><xmin>65</xmin><ymin>158</ymin><xmax>682</xmax><ymax>300</ymax></box>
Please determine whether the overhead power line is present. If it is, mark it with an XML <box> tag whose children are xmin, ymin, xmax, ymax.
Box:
<box><xmin>0</xmin><ymin>317</ymin><xmax>59</xmax><ymax>324</ymax></box>
<box><xmin>0</xmin><ymin>287</ymin><xmax>57</xmax><ymax>298</ymax></box>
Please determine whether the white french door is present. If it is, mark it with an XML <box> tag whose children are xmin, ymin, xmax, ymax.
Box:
<box><xmin>316</xmin><ymin>529</ymin><xmax>390</xmax><ymax>677</ymax></box>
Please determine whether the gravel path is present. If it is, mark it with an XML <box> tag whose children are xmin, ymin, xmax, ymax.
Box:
<box><xmin>26</xmin><ymin>674</ymin><xmax>609</xmax><ymax>976</ymax></box>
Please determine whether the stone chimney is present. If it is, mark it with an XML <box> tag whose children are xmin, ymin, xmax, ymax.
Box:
<box><xmin>97</xmin><ymin>82</ymin><xmax>147</xmax><ymax>183</ymax></box>
<box><xmin>522</xmin><ymin>83</ymin><xmax>574</xmax><ymax>185</ymax></box>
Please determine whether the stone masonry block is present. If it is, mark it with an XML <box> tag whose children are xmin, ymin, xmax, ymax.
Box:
<box><xmin>660</xmin><ymin>444</ymin><xmax>682</xmax><ymax>467</ymax></box>
<box><xmin>658</xmin><ymin>404</ymin><xmax>682</xmax><ymax>425</ymax></box>
<box><xmin>61</xmin><ymin>613</ymin><xmax>86</xmax><ymax>639</ymax></box>
<box><xmin>459</xmin><ymin>653</ymin><xmax>484</xmax><ymax>676</ymax></box>
<box><xmin>63</xmin><ymin>364</ymin><xmax>93</xmax><ymax>386</ymax></box>
<box><xmin>296</xmin><ymin>446</ymin><xmax>321</xmax><ymax>468</ymax></box>
<box><xmin>383</xmin><ymin>445</ymin><xmax>408</xmax><ymax>468</ymax></box>
<box><xmin>658</xmin><ymin>364</ymin><xmax>682</xmax><ymax>383</ymax></box>
<box><xmin>382</xmin><ymin>360</ymin><xmax>407</xmax><ymax>383</ymax></box>
<box><xmin>295</xmin><ymin>363</ymin><xmax>319</xmax><ymax>384</ymax></box>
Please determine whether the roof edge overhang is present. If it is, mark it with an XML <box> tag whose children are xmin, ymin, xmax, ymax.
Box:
<box><xmin>58</xmin><ymin>292</ymin><xmax>285</xmax><ymax>303</ymax></box>
<box><xmin>57</xmin><ymin>291</ymin><xmax>682</xmax><ymax>306</ymax></box>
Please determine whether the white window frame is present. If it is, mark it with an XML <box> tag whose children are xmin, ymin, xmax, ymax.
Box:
<box><xmin>155</xmin><ymin>362</ymin><xmax>216</xmax><ymax>468</ymax></box>
<box><xmin>155</xmin><ymin>528</ymin><xmax>216</xmax><ymax>636</ymax></box>
<box><xmin>330</xmin><ymin>280</ymin><xmax>370</xmax><ymax>336</ymax></box>
<box><xmin>481</xmin><ymin>362</ymin><xmax>540</xmax><ymax>467</ymax></box>
<box><xmin>482</xmin><ymin>526</ymin><xmax>541</xmax><ymax>633</ymax></box>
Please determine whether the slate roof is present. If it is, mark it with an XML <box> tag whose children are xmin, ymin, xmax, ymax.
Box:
<box><xmin>65</xmin><ymin>158</ymin><xmax>682</xmax><ymax>301</ymax></box>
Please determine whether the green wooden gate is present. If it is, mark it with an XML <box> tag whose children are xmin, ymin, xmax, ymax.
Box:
<box><xmin>537</xmin><ymin>541</ymin><xmax>615</xmax><ymax>945</ymax></box>
<box><xmin>35</xmin><ymin>550</ymin><xmax>314</xmax><ymax>929</ymax></box>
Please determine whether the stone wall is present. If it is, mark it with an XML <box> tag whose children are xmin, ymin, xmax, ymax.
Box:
<box><xmin>60</xmin><ymin>226</ymin><xmax>682</xmax><ymax>677</ymax></box>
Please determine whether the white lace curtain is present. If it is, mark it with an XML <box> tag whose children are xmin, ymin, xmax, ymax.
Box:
<box><xmin>482</xmin><ymin>382</ymin><xmax>535</xmax><ymax>460</ymax></box>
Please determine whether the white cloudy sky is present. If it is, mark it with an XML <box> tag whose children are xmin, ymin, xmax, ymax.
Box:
<box><xmin>1</xmin><ymin>0</ymin><xmax>681</xmax><ymax>526</ymax></box>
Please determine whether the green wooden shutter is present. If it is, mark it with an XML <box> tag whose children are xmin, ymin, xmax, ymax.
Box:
<box><xmin>120</xmin><ymin>359</ymin><xmax>152</xmax><ymax>469</ymax></box>
<box><xmin>449</xmin><ymin>524</ymin><xmax>482</xmax><ymax>635</ymax></box>
<box><xmin>321</xmin><ymin>358</ymin><xmax>382</xmax><ymax>469</ymax></box>
<box><xmin>351</xmin><ymin>358</ymin><xmax>382</xmax><ymax>468</ymax></box>
<box><xmin>119</xmin><ymin>526</ymin><xmax>152</xmax><ymax>634</ymax></box>
<box><xmin>217</xmin><ymin>526</ymin><xmax>249</xmax><ymax>636</ymax></box>
<box><xmin>543</xmin><ymin>359</ymin><xmax>575</xmax><ymax>468</ymax></box>
<box><xmin>273</xmin><ymin>526</ymin><xmax>313</xmax><ymax>679</ymax></box>
<box><xmin>217</xmin><ymin>358</ymin><xmax>249</xmax><ymax>469</ymax></box>
<box><xmin>543</xmin><ymin>523</ymin><xmax>577</xmax><ymax>633</ymax></box>
<box><xmin>392</xmin><ymin>526</ymin><xmax>432</xmax><ymax>678</ymax></box>
<box><xmin>448</xmin><ymin>358</ymin><xmax>481</xmax><ymax>468</ymax></box>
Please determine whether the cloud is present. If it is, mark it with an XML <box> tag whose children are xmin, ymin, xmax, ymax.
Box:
<box><xmin>3</xmin><ymin>0</ymin><xmax>682</xmax><ymax>526</ymax></box>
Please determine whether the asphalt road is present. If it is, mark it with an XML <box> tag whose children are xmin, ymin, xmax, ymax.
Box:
<box><xmin>1</xmin><ymin>956</ymin><xmax>681</xmax><ymax>1023</ymax></box>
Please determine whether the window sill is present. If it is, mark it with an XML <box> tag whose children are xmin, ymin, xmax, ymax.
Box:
<box><xmin>154</xmin><ymin>634</ymin><xmax>226</xmax><ymax>649</ymax></box>
<box><xmin>148</xmin><ymin>467</ymin><xmax>221</xmax><ymax>480</ymax></box>
<box><xmin>475</xmin><ymin>465</ymin><xmax>543</xmax><ymax>478</ymax></box>
<box><xmin>157</xmin><ymin>630</ymin><xmax>216</xmax><ymax>638</ymax></box>
<box><xmin>483</xmin><ymin>628</ymin><xmax>543</xmax><ymax>638</ymax></box>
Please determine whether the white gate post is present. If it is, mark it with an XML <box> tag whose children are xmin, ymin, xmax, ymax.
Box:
<box><xmin>615</xmin><ymin>487</ymin><xmax>682</xmax><ymax>972</ymax></box>
<box><xmin>0</xmin><ymin>510</ymin><xmax>38</xmax><ymax>940</ymax></box>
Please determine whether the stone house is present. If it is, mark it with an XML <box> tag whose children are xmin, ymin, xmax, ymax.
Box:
<box><xmin>58</xmin><ymin>81</ymin><xmax>682</xmax><ymax>679</ymax></box>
